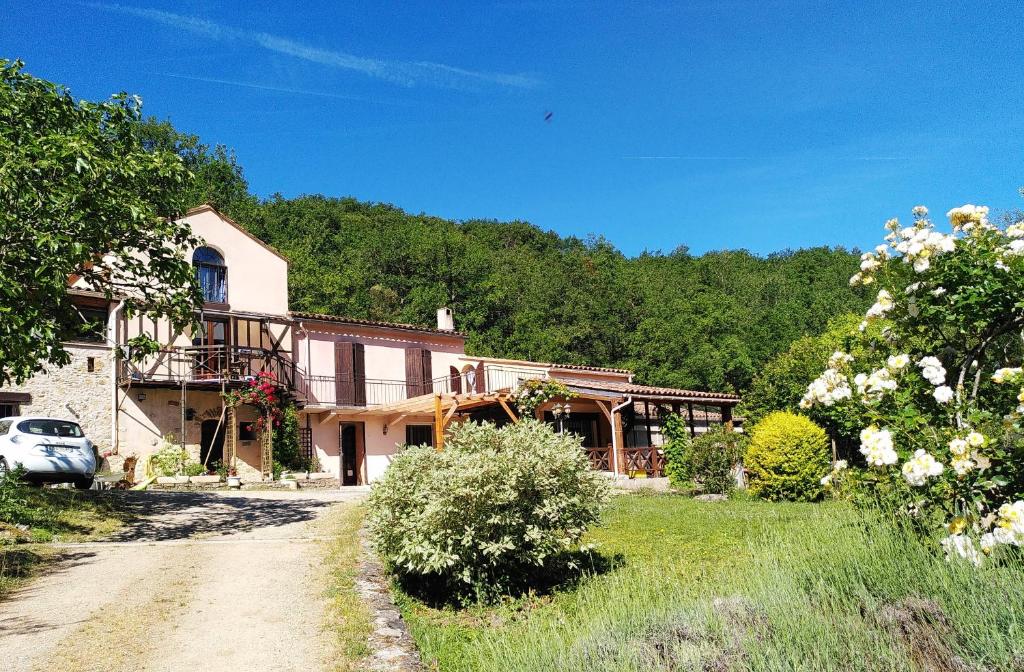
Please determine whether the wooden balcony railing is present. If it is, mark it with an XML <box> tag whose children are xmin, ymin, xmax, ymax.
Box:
<box><xmin>119</xmin><ymin>345</ymin><xmax>298</xmax><ymax>391</ymax></box>
<box><xmin>623</xmin><ymin>446</ymin><xmax>664</xmax><ymax>478</ymax></box>
<box><xmin>584</xmin><ymin>446</ymin><xmax>612</xmax><ymax>471</ymax></box>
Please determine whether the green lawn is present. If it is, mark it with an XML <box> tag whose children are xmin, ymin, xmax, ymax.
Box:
<box><xmin>394</xmin><ymin>492</ymin><xmax>1024</xmax><ymax>672</ymax></box>
<box><xmin>1</xmin><ymin>486</ymin><xmax>132</xmax><ymax>598</ymax></box>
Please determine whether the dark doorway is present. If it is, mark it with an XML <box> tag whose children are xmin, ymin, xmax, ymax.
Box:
<box><xmin>200</xmin><ymin>419</ymin><xmax>225</xmax><ymax>470</ymax></box>
<box><xmin>340</xmin><ymin>424</ymin><xmax>359</xmax><ymax>486</ymax></box>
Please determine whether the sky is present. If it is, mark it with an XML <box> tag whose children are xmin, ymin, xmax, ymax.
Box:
<box><xmin>4</xmin><ymin>1</ymin><xmax>1024</xmax><ymax>255</ymax></box>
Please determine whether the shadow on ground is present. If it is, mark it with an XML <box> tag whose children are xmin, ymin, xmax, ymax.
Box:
<box><xmin>103</xmin><ymin>491</ymin><xmax>335</xmax><ymax>542</ymax></box>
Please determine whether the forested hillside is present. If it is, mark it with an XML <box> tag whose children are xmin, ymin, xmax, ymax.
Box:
<box><xmin>152</xmin><ymin>121</ymin><xmax>869</xmax><ymax>393</ymax></box>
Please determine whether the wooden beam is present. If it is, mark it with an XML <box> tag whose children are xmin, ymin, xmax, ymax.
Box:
<box><xmin>319</xmin><ymin>411</ymin><xmax>339</xmax><ymax>426</ymax></box>
<box><xmin>612</xmin><ymin>408</ymin><xmax>626</xmax><ymax>476</ymax></box>
<box><xmin>434</xmin><ymin>394</ymin><xmax>444</xmax><ymax>450</ymax></box>
<box><xmin>594</xmin><ymin>399</ymin><xmax>612</xmax><ymax>424</ymax></box>
<box><xmin>497</xmin><ymin>397</ymin><xmax>519</xmax><ymax>423</ymax></box>
<box><xmin>686</xmin><ymin>402</ymin><xmax>696</xmax><ymax>438</ymax></box>
<box><xmin>722</xmin><ymin>405</ymin><xmax>734</xmax><ymax>432</ymax></box>
<box><xmin>443</xmin><ymin>398</ymin><xmax>460</xmax><ymax>426</ymax></box>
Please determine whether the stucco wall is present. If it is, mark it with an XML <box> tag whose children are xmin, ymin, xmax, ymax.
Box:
<box><xmin>117</xmin><ymin>387</ymin><xmax>261</xmax><ymax>478</ymax></box>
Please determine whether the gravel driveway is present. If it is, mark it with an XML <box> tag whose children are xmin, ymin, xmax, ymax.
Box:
<box><xmin>0</xmin><ymin>489</ymin><xmax>366</xmax><ymax>672</ymax></box>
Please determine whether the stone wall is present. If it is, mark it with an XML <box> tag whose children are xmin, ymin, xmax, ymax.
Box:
<box><xmin>0</xmin><ymin>342</ymin><xmax>113</xmax><ymax>451</ymax></box>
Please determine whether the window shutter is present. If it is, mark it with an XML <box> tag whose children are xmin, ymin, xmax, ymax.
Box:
<box><xmin>420</xmin><ymin>349</ymin><xmax>433</xmax><ymax>395</ymax></box>
<box><xmin>449</xmin><ymin>366</ymin><xmax>462</xmax><ymax>394</ymax></box>
<box><xmin>353</xmin><ymin>343</ymin><xmax>366</xmax><ymax>406</ymax></box>
<box><xmin>405</xmin><ymin>348</ymin><xmax>423</xmax><ymax>398</ymax></box>
<box><xmin>335</xmin><ymin>342</ymin><xmax>355</xmax><ymax>406</ymax></box>
<box><xmin>475</xmin><ymin>361</ymin><xmax>486</xmax><ymax>393</ymax></box>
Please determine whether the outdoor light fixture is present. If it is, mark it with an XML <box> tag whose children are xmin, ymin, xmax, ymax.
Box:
<box><xmin>137</xmin><ymin>392</ymin><xmax>146</xmax><ymax>401</ymax></box>
<box><xmin>383</xmin><ymin>424</ymin><xmax>388</xmax><ymax>435</ymax></box>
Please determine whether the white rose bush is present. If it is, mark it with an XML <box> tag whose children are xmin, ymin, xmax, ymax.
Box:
<box><xmin>802</xmin><ymin>204</ymin><xmax>1024</xmax><ymax>566</ymax></box>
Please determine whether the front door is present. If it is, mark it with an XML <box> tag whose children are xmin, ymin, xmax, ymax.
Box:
<box><xmin>200</xmin><ymin>419</ymin><xmax>225</xmax><ymax>470</ymax></box>
<box><xmin>340</xmin><ymin>423</ymin><xmax>359</xmax><ymax>486</ymax></box>
<box><xmin>193</xmin><ymin>317</ymin><xmax>229</xmax><ymax>378</ymax></box>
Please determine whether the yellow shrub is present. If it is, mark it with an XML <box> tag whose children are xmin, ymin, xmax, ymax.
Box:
<box><xmin>745</xmin><ymin>411</ymin><xmax>830</xmax><ymax>501</ymax></box>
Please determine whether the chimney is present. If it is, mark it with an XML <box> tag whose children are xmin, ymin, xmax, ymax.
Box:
<box><xmin>436</xmin><ymin>307</ymin><xmax>454</xmax><ymax>331</ymax></box>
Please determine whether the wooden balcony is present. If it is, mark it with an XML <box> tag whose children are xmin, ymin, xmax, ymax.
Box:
<box><xmin>119</xmin><ymin>345</ymin><xmax>298</xmax><ymax>392</ymax></box>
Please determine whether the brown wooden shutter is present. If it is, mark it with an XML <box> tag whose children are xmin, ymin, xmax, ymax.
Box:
<box><xmin>449</xmin><ymin>366</ymin><xmax>462</xmax><ymax>394</ymax></box>
<box><xmin>335</xmin><ymin>342</ymin><xmax>355</xmax><ymax>406</ymax></box>
<box><xmin>352</xmin><ymin>343</ymin><xmax>366</xmax><ymax>406</ymax></box>
<box><xmin>420</xmin><ymin>349</ymin><xmax>433</xmax><ymax>395</ymax></box>
<box><xmin>405</xmin><ymin>348</ymin><xmax>423</xmax><ymax>398</ymax></box>
<box><xmin>475</xmin><ymin>361</ymin><xmax>486</xmax><ymax>393</ymax></box>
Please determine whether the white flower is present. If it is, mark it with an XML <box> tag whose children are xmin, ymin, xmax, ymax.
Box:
<box><xmin>905</xmin><ymin>282</ymin><xmax>923</xmax><ymax>295</ymax></box>
<box><xmin>875</xmin><ymin>243</ymin><xmax>890</xmax><ymax>256</ymax></box>
<box><xmin>917</xmin><ymin>356</ymin><xmax>946</xmax><ymax>386</ymax></box>
<box><xmin>834</xmin><ymin>459</ymin><xmax>848</xmax><ymax>470</ymax></box>
<box><xmin>859</xmin><ymin>426</ymin><xmax>897</xmax><ymax>466</ymax></box>
<box><xmin>820</xmin><ymin>473</ymin><xmax>833</xmax><ymax>486</ymax></box>
<box><xmin>1006</xmin><ymin>239</ymin><xmax>1024</xmax><ymax>256</ymax></box>
<box><xmin>855</xmin><ymin>367</ymin><xmax>898</xmax><ymax>401</ymax></box>
<box><xmin>912</xmin><ymin>205</ymin><xmax>929</xmax><ymax>218</ymax></box>
<box><xmin>1006</xmin><ymin>222</ymin><xmax>1024</xmax><ymax>238</ymax></box>
<box><xmin>933</xmin><ymin>386</ymin><xmax>954</xmax><ymax>404</ymax></box>
<box><xmin>828</xmin><ymin>351</ymin><xmax>854</xmax><ymax>368</ymax></box>
<box><xmin>979</xmin><ymin>532</ymin><xmax>997</xmax><ymax>555</ymax></box>
<box><xmin>966</xmin><ymin>431</ymin><xmax>985</xmax><ymax>447</ymax></box>
<box><xmin>992</xmin><ymin>367</ymin><xmax>1023</xmax><ymax>384</ymax></box>
<box><xmin>887</xmin><ymin>354</ymin><xmax>910</xmax><ymax>370</ymax></box>
<box><xmin>865</xmin><ymin>290</ymin><xmax>895</xmax><ymax>319</ymax></box>
<box><xmin>951</xmin><ymin>456</ymin><xmax>975</xmax><ymax>476</ymax></box>
<box><xmin>948</xmin><ymin>437</ymin><xmax>969</xmax><ymax>456</ymax></box>
<box><xmin>860</xmin><ymin>252</ymin><xmax>880</xmax><ymax>272</ymax></box>
<box><xmin>941</xmin><ymin>534</ymin><xmax>982</xmax><ymax>567</ymax></box>
<box><xmin>994</xmin><ymin>501</ymin><xmax>1024</xmax><ymax>546</ymax></box>
<box><xmin>947</xmin><ymin>204</ymin><xmax>989</xmax><ymax>230</ymax></box>
<box><xmin>902</xmin><ymin>449</ymin><xmax>944</xmax><ymax>486</ymax></box>
<box><xmin>801</xmin><ymin>368</ymin><xmax>852</xmax><ymax>408</ymax></box>
<box><xmin>930</xmin><ymin>286</ymin><xmax>947</xmax><ymax>297</ymax></box>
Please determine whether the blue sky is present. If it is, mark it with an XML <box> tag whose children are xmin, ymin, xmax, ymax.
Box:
<box><xmin>5</xmin><ymin>1</ymin><xmax>1024</xmax><ymax>255</ymax></box>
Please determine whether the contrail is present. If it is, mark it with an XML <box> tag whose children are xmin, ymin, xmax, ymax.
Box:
<box><xmin>89</xmin><ymin>3</ymin><xmax>540</xmax><ymax>90</ymax></box>
<box><xmin>146</xmin><ymin>71</ymin><xmax>414</xmax><ymax>105</ymax></box>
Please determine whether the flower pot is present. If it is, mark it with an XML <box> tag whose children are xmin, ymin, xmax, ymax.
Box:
<box><xmin>226</xmin><ymin>476</ymin><xmax>242</xmax><ymax>489</ymax></box>
<box><xmin>189</xmin><ymin>475</ymin><xmax>221</xmax><ymax>485</ymax></box>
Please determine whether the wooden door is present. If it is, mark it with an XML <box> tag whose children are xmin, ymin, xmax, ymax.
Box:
<box><xmin>193</xmin><ymin>317</ymin><xmax>229</xmax><ymax>378</ymax></box>
<box><xmin>339</xmin><ymin>424</ymin><xmax>359</xmax><ymax>486</ymax></box>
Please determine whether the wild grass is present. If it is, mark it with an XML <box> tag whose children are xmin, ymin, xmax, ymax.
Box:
<box><xmin>1</xmin><ymin>479</ymin><xmax>132</xmax><ymax>598</ymax></box>
<box><xmin>319</xmin><ymin>503</ymin><xmax>373</xmax><ymax>671</ymax></box>
<box><xmin>395</xmin><ymin>492</ymin><xmax>1024</xmax><ymax>671</ymax></box>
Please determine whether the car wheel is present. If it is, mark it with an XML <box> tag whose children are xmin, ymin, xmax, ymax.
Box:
<box><xmin>0</xmin><ymin>457</ymin><xmax>8</xmax><ymax>478</ymax></box>
<box><xmin>74</xmin><ymin>476</ymin><xmax>95</xmax><ymax>490</ymax></box>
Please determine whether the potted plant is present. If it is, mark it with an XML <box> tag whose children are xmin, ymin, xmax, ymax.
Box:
<box><xmin>226</xmin><ymin>467</ymin><xmax>241</xmax><ymax>489</ymax></box>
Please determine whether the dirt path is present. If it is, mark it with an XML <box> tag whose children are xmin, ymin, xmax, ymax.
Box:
<box><xmin>0</xmin><ymin>489</ymin><xmax>366</xmax><ymax>672</ymax></box>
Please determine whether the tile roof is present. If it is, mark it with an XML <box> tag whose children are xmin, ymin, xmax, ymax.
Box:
<box><xmin>291</xmin><ymin>311</ymin><xmax>466</xmax><ymax>337</ymax></box>
<box><xmin>553</xmin><ymin>375</ymin><xmax>740</xmax><ymax>403</ymax></box>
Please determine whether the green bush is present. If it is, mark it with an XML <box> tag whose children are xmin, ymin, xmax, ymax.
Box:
<box><xmin>688</xmin><ymin>426</ymin><xmax>749</xmax><ymax>495</ymax></box>
<box><xmin>745</xmin><ymin>411</ymin><xmax>830</xmax><ymax>501</ymax></box>
<box><xmin>661</xmin><ymin>414</ymin><xmax>690</xmax><ymax>488</ymax></box>
<box><xmin>151</xmin><ymin>439</ymin><xmax>191</xmax><ymax>477</ymax></box>
<box><xmin>367</xmin><ymin>419</ymin><xmax>609</xmax><ymax>604</ymax></box>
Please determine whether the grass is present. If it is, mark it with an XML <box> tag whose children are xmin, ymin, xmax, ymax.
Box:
<box><xmin>394</xmin><ymin>492</ymin><xmax>1024</xmax><ymax>671</ymax></box>
<box><xmin>319</xmin><ymin>502</ymin><xmax>374</xmax><ymax>671</ymax></box>
<box><xmin>1</xmin><ymin>482</ymin><xmax>133</xmax><ymax>598</ymax></box>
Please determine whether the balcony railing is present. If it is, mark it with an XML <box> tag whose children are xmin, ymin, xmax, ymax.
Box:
<box><xmin>298</xmin><ymin>364</ymin><xmax>546</xmax><ymax>409</ymax></box>
<box><xmin>119</xmin><ymin>345</ymin><xmax>298</xmax><ymax>391</ymax></box>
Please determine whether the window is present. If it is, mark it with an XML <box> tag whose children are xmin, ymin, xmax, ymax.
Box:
<box><xmin>193</xmin><ymin>246</ymin><xmax>227</xmax><ymax>304</ymax></box>
<box><xmin>405</xmin><ymin>424</ymin><xmax>434</xmax><ymax>447</ymax></box>
<box><xmin>0</xmin><ymin>393</ymin><xmax>29</xmax><ymax>419</ymax></box>
<box><xmin>239</xmin><ymin>422</ymin><xmax>258</xmax><ymax>441</ymax></box>
<box><xmin>59</xmin><ymin>306</ymin><xmax>108</xmax><ymax>343</ymax></box>
<box><xmin>17</xmin><ymin>419</ymin><xmax>84</xmax><ymax>437</ymax></box>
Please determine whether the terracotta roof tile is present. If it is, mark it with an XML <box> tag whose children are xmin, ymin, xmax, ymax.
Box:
<box><xmin>553</xmin><ymin>375</ymin><xmax>740</xmax><ymax>403</ymax></box>
<box><xmin>290</xmin><ymin>311</ymin><xmax>466</xmax><ymax>337</ymax></box>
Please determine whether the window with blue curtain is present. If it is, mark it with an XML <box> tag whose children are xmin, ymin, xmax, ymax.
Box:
<box><xmin>193</xmin><ymin>247</ymin><xmax>227</xmax><ymax>303</ymax></box>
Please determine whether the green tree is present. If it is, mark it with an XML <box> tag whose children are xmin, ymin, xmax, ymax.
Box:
<box><xmin>0</xmin><ymin>60</ymin><xmax>201</xmax><ymax>384</ymax></box>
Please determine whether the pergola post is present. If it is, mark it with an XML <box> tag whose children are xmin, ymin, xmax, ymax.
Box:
<box><xmin>433</xmin><ymin>394</ymin><xmax>444</xmax><ymax>450</ymax></box>
<box><xmin>612</xmin><ymin>408</ymin><xmax>626</xmax><ymax>476</ymax></box>
<box><xmin>686</xmin><ymin>402</ymin><xmax>696</xmax><ymax>438</ymax></box>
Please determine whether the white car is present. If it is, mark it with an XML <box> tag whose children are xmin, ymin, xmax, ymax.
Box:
<box><xmin>0</xmin><ymin>416</ymin><xmax>97</xmax><ymax>489</ymax></box>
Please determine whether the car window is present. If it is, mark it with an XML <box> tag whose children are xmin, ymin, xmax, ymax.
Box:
<box><xmin>0</xmin><ymin>420</ymin><xmax>11</xmax><ymax>435</ymax></box>
<box><xmin>16</xmin><ymin>419</ymin><xmax>84</xmax><ymax>438</ymax></box>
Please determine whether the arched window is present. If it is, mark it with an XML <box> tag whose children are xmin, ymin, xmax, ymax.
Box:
<box><xmin>193</xmin><ymin>246</ymin><xmax>227</xmax><ymax>303</ymax></box>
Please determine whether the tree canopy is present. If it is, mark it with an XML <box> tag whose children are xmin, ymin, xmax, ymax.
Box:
<box><xmin>0</xmin><ymin>60</ymin><xmax>201</xmax><ymax>384</ymax></box>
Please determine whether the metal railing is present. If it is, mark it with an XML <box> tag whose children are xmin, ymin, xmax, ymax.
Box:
<box><xmin>297</xmin><ymin>363</ymin><xmax>547</xmax><ymax>409</ymax></box>
<box><xmin>119</xmin><ymin>345</ymin><xmax>298</xmax><ymax>390</ymax></box>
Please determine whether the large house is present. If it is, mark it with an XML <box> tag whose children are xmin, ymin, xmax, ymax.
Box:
<box><xmin>1</xmin><ymin>206</ymin><xmax>740</xmax><ymax>484</ymax></box>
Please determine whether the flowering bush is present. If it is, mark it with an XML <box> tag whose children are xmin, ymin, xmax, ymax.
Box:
<box><xmin>509</xmin><ymin>378</ymin><xmax>575</xmax><ymax>417</ymax></box>
<box><xmin>803</xmin><ymin>203</ymin><xmax>1024</xmax><ymax>565</ymax></box>
<box><xmin>745</xmin><ymin>411</ymin><xmax>831</xmax><ymax>501</ymax></box>
<box><xmin>223</xmin><ymin>370</ymin><xmax>283</xmax><ymax>432</ymax></box>
<box><xmin>366</xmin><ymin>419</ymin><xmax>609</xmax><ymax>603</ymax></box>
